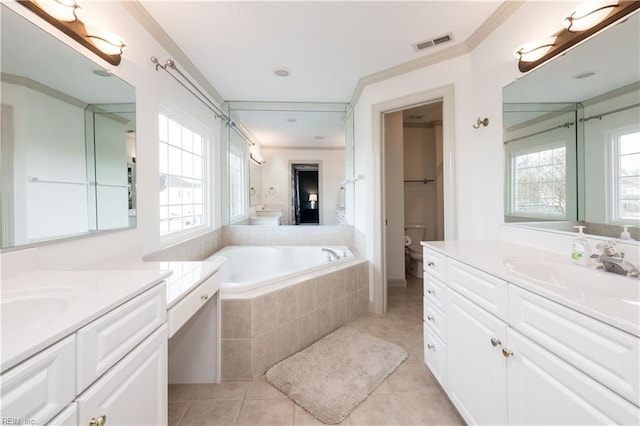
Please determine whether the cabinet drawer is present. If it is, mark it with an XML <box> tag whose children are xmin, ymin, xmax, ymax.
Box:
<box><xmin>423</xmin><ymin>247</ymin><xmax>446</xmax><ymax>282</ymax></box>
<box><xmin>423</xmin><ymin>272</ymin><xmax>446</xmax><ymax>310</ymax></box>
<box><xmin>423</xmin><ymin>325</ymin><xmax>447</xmax><ymax>388</ymax></box>
<box><xmin>424</xmin><ymin>297</ymin><xmax>446</xmax><ymax>342</ymax></box>
<box><xmin>77</xmin><ymin>325</ymin><xmax>168</xmax><ymax>426</ymax></box>
<box><xmin>509</xmin><ymin>285</ymin><xmax>640</xmax><ymax>406</ymax></box>
<box><xmin>168</xmin><ymin>272</ymin><xmax>219</xmax><ymax>338</ymax></box>
<box><xmin>0</xmin><ymin>336</ymin><xmax>75</xmax><ymax>425</ymax></box>
<box><xmin>447</xmin><ymin>258</ymin><xmax>508</xmax><ymax>321</ymax></box>
<box><xmin>76</xmin><ymin>284</ymin><xmax>166</xmax><ymax>393</ymax></box>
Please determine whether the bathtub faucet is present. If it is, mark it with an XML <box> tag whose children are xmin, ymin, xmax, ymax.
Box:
<box><xmin>322</xmin><ymin>247</ymin><xmax>342</xmax><ymax>261</ymax></box>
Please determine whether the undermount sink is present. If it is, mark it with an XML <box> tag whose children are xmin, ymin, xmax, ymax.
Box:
<box><xmin>1</xmin><ymin>297</ymin><xmax>69</xmax><ymax>332</ymax></box>
<box><xmin>502</xmin><ymin>257</ymin><xmax>639</xmax><ymax>300</ymax></box>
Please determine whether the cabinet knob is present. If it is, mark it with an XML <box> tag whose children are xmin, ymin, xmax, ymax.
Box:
<box><xmin>427</xmin><ymin>261</ymin><xmax>435</xmax><ymax>268</ymax></box>
<box><xmin>490</xmin><ymin>337</ymin><xmax>502</xmax><ymax>347</ymax></box>
<box><xmin>427</xmin><ymin>288</ymin><xmax>435</xmax><ymax>295</ymax></box>
<box><xmin>502</xmin><ymin>348</ymin><xmax>514</xmax><ymax>358</ymax></box>
<box><xmin>201</xmin><ymin>293</ymin><xmax>209</xmax><ymax>301</ymax></box>
<box><xmin>89</xmin><ymin>415</ymin><xmax>107</xmax><ymax>426</ymax></box>
<box><xmin>427</xmin><ymin>344</ymin><xmax>435</xmax><ymax>351</ymax></box>
<box><xmin>427</xmin><ymin>315</ymin><xmax>435</xmax><ymax>322</ymax></box>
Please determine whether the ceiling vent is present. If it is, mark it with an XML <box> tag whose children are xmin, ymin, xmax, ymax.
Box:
<box><xmin>412</xmin><ymin>33</ymin><xmax>454</xmax><ymax>52</ymax></box>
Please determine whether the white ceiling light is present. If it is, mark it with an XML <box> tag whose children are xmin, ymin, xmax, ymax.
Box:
<box><xmin>274</xmin><ymin>67</ymin><xmax>291</xmax><ymax>77</ymax></box>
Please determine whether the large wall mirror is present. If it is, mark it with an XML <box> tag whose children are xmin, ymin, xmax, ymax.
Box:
<box><xmin>222</xmin><ymin>101</ymin><xmax>352</xmax><ymax>227</ymax></box>
<box><xmin>503</xmin><ymin>11</ymin><xmax>639</xmax><ymax>242</ymax></box>
<box><xmin>1</xmin><ymin>5</ymin><xmax>136</xmax><ymax>250</ymax></box>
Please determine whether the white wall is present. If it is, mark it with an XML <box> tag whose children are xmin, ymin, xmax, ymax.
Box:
<box><xmin>259</xmin><ymin>148</ymin><xmax>345</xmax><ymax>225</ymax></box>
<box><xmin>403</xmin><ymin>125</ymin><xmax>439</xmax><ymax>241</ymax></box>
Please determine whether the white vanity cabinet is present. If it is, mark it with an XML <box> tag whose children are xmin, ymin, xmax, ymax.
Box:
<box><xmin>422</xmin><ymin>244</ymin><xmax>640</xmax><ymax>425</ymax></box>
<box><xmin>0</xmin><ymin>280</ymin><xmax>167</xmax><ymax>426</ymax></box>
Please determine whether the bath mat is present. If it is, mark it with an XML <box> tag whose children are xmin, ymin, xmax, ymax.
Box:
<box><xmin>266</xmin><ymin>326</ymin><xmax>407</xmax><ymax>424</ymax></box>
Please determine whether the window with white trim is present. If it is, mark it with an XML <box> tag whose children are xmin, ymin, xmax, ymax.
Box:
<box><xmin>228</xmin><ymin>144</ymin><xmax>246</xmax><ymax>222</ymax></box>
<box><xmin>611</xmin><ymin>129</ymin><xmax>640</xmax><ymax>222</ymax></box>
<box><xmin>510</xmin><ymin>145</ymin><xmax>567</xmax><ymax>217</ymax></box>
<box><xmin>158</xmin><ymin>111</ymin><xmax>208</xmax><ymax>237</ymax></box>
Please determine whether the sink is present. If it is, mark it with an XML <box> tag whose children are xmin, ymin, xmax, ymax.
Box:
<box><xmin>0</xmin><ymin>287</ymin><xmax>76</xmax><ymax>333</ymax></box>
<box><xmin>503</xmin><ymin>257</ymin><xmax>640</xmax><ymax>300</ymax></box>
<box><xmin>503</xmin><ymin>258</ymin><xmax>576</xmax><ymax>289</ymax></box>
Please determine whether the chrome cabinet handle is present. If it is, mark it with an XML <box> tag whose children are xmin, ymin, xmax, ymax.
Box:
<box><xmin>502</xmin><ymin>348</ymin><xmax>514</xmax><ymax>358</ymax></box>
<box><xmin>427</xmin><ymin>288</ymin><xmax>435</xmax><ymax>295</ymax></box>
<box><xmin>89</xmin><ymin>415</ymin><xmax>107</xmax><ymax>426</ymax></box>
<box><xmin>201</xmin><ymin>293</ymin><xmax>209</xmax><ymax>301</ymax></box>
<box><xmin>427</xmin><ymin>261</ymin><xmax>435</xmax><ymax>268</ymax></box>
<box><xmin>427</xmin><ymin>315</ymin><xmax>435</xmax><ymax>322</ymax></box>
<box><xmin>490</xmin><ymin>338</ymin><xmax>502</xmax><ymax>347</ymax></box>
<box><xmin>427</xmin><ymin>344</ymin><xmax>435</xmax><ymax>350</ymax></box>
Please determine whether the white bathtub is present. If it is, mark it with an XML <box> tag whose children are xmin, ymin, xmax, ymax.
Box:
<box><xmin>209</xmin><ymin>246</ymin><xmax>355</xmax><ymax>298</ymax></box>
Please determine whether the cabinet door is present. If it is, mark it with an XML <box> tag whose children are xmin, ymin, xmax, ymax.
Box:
<box><xmin>447</xmin><ymin>288</ymin><xmax>508</xmax><ymax>425</ymax></box>
<box><xmin>76</xmin><ymin>325</ymin><xmax>167</xmax><ymax>426</ymax></box>
<box><xmin>506</xmin><ymin>328</ymin><xmax>640</xmax><ymax>425</ymax></box>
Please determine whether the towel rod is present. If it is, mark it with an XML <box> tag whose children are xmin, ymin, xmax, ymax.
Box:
<box><xmin>404</xmin><ymin>179</ymin><xmax>435</xmax><ymax>184</ymax></box>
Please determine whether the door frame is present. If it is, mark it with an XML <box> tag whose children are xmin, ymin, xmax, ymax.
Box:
<box><xmin>372</xmin><ymin>84</ymin><xmax>457</xmax><ymax>314</ymax></box>
<box><xmin>289</xmin><ymin>161</ymin><xmax>322</xmax><ymax>225</ymax></box>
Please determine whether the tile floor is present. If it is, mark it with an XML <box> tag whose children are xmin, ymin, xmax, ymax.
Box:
<box><xmin>169</xmin><ymin>274</ymin><xmax>464</xmax><ymax>425</ymax></box>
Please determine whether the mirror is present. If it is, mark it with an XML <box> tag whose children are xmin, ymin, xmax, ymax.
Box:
<box><xmin>0</xmin><ymin>5</ymin><xmax>136</xmax><ymax>249</ymax></box>
<box><xmin>503</xmin><ymin>12</ymin><xmax>639</xmax><ymax>241</ymax></box>
<box><xmin>223</xmin><ymin>102</ymin><xmax>351</xmax><ymax>226</ymax></box>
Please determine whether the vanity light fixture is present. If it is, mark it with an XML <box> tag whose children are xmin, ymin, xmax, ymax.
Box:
<box><xmin>563</xmin><ymin>1</ymin><xmax>619</xmax><ymax>32</ymax></box>
<box><xmin>18</xmin><ymin>0</ymin><xmax>127</xmax><ymax>66</ymax></box>
<box><xmin>515</xmin><ymin>0</ymin><xmax>639</xmax><ymax>73</ymax></box>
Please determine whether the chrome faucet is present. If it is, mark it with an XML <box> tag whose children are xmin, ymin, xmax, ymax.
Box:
<box><xmin>590</xmin><ymin>241</ymin><xmax>639</xmax><ymax>277</ymax></box>
<box><xmin>322</xmin><ymin>247</ymin><xmax>342</xmax><ymax>261</ymax></box>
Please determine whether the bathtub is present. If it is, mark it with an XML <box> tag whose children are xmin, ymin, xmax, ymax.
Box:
<box><xmin>209</xmin><ymin>245</ymin><xmax>355</xmax><ymax>298</ymax></box>
<box><xmin>209</xmin><ymin>245</ymin><xmax>369</xmax><ymax>380</ymax></box>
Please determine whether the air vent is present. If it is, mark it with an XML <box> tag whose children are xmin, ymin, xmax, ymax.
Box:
<box><xmin>412</xmin><ymin>33</ymin><xmax>454</xmax><ymax>52</ymax></box>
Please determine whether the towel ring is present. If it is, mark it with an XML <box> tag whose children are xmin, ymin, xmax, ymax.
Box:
<box><xmin>268</xmin><ymin>187</ymin><xmax>276</xmax><ymax>195</ymax></box>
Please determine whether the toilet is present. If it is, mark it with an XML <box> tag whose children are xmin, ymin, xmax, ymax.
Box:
<box><xmin>405</xmin><ymin>225</ymin><xmax>426</xmax><ymax>278</ymax></box>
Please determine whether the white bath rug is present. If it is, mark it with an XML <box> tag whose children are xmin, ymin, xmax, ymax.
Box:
<box><xmin>265</xmin><ymin>326</ymin><xmax>408</xmax><ymax>424</ymax></box>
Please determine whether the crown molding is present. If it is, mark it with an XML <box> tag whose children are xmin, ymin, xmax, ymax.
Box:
<box><xmin>121</xmin><ymin>0</ymin><xmax>225</xmax><ymax>107</ymax></box>
<box><xmin>349</xmin><ymin>1</ymin><xmax>525</xmax><ymax>105</ymax></box>
<box><xmin>263</xmin><ymin>145</ymin><xmax>345</xmax><ymax>151</ymax></box>
<box><xmin>1</xmin><ymin>73</ymin><xmax>87</xmax><ymax>109</ymax></box>
<box><xmin>466</xmin><ymin>0</ymin><xmax>526</xmax><ymax>51</ymax></box>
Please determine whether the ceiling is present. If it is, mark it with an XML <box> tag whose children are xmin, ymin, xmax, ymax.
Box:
<box><xmin>139</xmin><ymin>1</ymin><xmax>503</xmax><ymax>103</ymax></box>
<box><xmin>138</xmin><ymin>1</ymin><xmax>503</xmax><ymax>149</ymax></box>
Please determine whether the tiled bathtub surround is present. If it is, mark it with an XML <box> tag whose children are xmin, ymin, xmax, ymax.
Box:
<box><xmin>221</xmin><ymin>260</ymin><xmax>369</xmax><ymax>380</ymax></box>
<box><xmin>143</xmin><ymin>225</ymin><xmax>357</xmax><ymax>262</ymax></box>
<box><xmin>222</xmin><ymin>225</ymin><xmax>355</xmax><ymax>248</ymax></box>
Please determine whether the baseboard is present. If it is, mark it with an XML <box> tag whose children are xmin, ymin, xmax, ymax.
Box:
<box><xmin>387</xmin><ymin>278</ymin><xmax>407</xmax><ymax>288</ymax></box>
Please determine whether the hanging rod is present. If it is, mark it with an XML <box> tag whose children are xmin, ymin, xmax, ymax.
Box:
<box><xmin>151</xmin><ymin>57</ymin><xmax>255</xmax><ymax>146</ymax></box>
<box><xmin>579</xmin><ymin>103</ymin><xmax>640</xmax><ymax>123</ymax></box>
<box><xmin>504</xmin><ymin>121</ymin><xmax>574</xmax><ymax>145</ymax></box>
<box><xmin>28</xmin><ymin>176</ymin><xmax>88</xmax><ymax>185</ymax></box>
<box><xmin>404</xmin><ymin>179</ymin><xmax>435</xmax><ymax>184</ymax></box>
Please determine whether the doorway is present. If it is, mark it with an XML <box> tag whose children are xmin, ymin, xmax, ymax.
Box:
<box><xmin>371</xmin><ymin>85</ymin><xmax>457</xmax><ymax>314</ymax></box>
<box><xmin>291</xmin><ymin>163</ymin><xmax>320</xmax><ymax>225</ymax></box>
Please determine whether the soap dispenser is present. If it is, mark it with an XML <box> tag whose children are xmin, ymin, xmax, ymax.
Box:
<box><xmin>620</xmin><ymin>225</ymin><xmax>633</xmax><ymax>240</ymax></box>
<box><xmin>571</xmin><ymin>226</ymin><xmax>590</xmax><ymax>265</ymax></box>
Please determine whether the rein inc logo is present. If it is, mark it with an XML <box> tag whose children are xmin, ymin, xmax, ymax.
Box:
<box><xmin>2</xmin><ymin>419</ymin><xmax>35</xmax><ymax>425</ymax></box>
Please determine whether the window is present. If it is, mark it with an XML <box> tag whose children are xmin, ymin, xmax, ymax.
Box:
<box><xmin>612</xmin><ymin>129</ymin><xmax>640</xmax><ymax>222</ymax></box>
<box><xmin>159</xmin><ymin>111</ymin><xmax>207</xmax><ymax>237</ymax></box>
<box><xmin>510</xmin><ymin>145</ymin><xmax>567</xmax><ymax>217</ymax></box>
<box><xmin>228</xmin><ymin>144</ymin><xmax>246</xmax><ymax>222</ymax></box>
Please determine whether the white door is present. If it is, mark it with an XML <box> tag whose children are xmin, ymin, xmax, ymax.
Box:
<box><xmin>446</xmin><ymin>288</ymin><xmax>508</xmax><ymax>425</ymax></box>
<box><xmin>506</xmin><ymin>328</ymin><xmax>639</xmax><ymax>425</ymax></box>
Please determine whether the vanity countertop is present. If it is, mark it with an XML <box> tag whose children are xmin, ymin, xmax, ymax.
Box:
<box><xmin>1</xmin><ymin>257</ymin><xmax>227</xmax><ymax>373</ymax></box>
<box><xmin>0</xmin><ymin>269</ymin><xmax>171</xmax><ymax>373</ymax></box>
<box><xmin>421</xmin><ymin>240</ymin><xmax>640</xmax><ymax>337</ymax></box>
